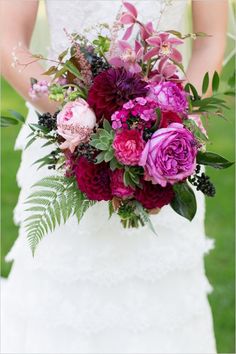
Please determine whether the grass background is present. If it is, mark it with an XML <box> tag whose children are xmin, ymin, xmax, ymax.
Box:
<box><xmin>0</xmin><ymin>2</ymin><xmax>235</xmax><ymax>353</ymax></box>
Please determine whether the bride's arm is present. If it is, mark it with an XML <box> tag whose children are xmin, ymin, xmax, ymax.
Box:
<box><xmin>186</xmin><ymin>0</ymin><xmax>228</xmax><ymax>94</ymax></box>
<box><xmin>0</xmin><ymin>0</ymin><xmax>57</xmax><ymax>113</ymax></box>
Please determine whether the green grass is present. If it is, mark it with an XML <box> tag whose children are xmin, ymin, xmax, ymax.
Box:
<box><xmin>1</xmin><ymin>78</ymin><xmax>27</xmax><ymax>276</ymax></box>
<box><xmin>1</xmin><ymin>61</ymin><xmax>235</xmax><ymax>353</ymax></box>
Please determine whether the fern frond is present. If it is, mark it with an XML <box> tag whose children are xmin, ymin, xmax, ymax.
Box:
<box><xmin>25</xmin><ymin>176</ymin><xmax>74</xmax><ymax>254</ymax></box>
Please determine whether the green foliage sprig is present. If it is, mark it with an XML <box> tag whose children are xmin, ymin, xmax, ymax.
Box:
<box><xmin>25</xmin><ymin>176</ymin><xmax>95</xmax><ymax>255</ymax></box>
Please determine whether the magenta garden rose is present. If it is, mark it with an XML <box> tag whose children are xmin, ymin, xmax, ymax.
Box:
<box><xmin>139</xmin><ymin>123</ymin><xmax>197</xmax><ymax>187</ymax></box>
<box><xmin>148</xmin><ymin>81</ymin><xmax>188</xmax><ymax>113</ymax></box>
<box><xmin>113</xmin><ymin>129</ymin><xmax>145</xmax><ymax>165</ymax></box>
<box><xmin>57</xmin><ymin>99</ymin><xmax>96</xmax><ymax>153</ymax></box>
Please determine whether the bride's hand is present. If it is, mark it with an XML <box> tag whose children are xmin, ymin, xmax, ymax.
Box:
<box><xmin>0</xmin><ymin>0</ymin><xmax>59</xmax><ymax>114</ymax></box>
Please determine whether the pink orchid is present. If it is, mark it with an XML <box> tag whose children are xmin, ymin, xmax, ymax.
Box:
<box><xmin>144</xmin><ymin>33</ymin><xmax>183</xmax><ymax>63</ymax></box>
<box><xmin>119</xmin><ymin>1</ymin><xmax>138</xmax><ymax>40</ymax></box>
<box><xmin>149</xmin><ymin>57</ymin><xmax>179</xmax><ymax>83</ymax></box>
<box><xmin>140</xmin><ymin>21</ymin><xmax>154</xmax><ymax>41</ymax></box>
<box><xmin>109</xmin><ymin>40</ymin><xmax>143</xmax><ymax>73</ymax></box>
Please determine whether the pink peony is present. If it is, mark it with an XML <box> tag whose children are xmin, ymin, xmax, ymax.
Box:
<box><xmin>113</xmin><ymin>129</ymin><xmax>145</xmax><ymax>166</ymax></box>
<box><xmin>148</xmin><ymin>81</ymin><xmax>188</xmax><ymax>113</ymax></box>
<box><xmin>57</xmin><ymin>99</ymin><xmax>96</xmax><ymax>153</ymax></box>
<box><xmin>111</xmin><ymin>169</ymin><xmax>134</xmax><ymax>198</ymax></box>
<box><xmin>139</xmin><ymin>123</ymin><xmax>197</xmax><ymax>187</ymax></box>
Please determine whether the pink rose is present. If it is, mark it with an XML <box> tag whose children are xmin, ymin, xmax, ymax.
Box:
<box><xmin>139</xmin><ymin>123</ymin><xmax>197</xmax><ymax>187</ymax></box>
<box><xmin>113</xmin><ymin>129</ymin><xmax>145</xmax><ymax>166</ymax></box>
<box><xmin>57</xmin><ymin>99</ymin><xmax>96</xmax><ymax>153</ymax></box>
<box><xmin>111</xmin><ymin>169</ymin><xmax>134</xmax><ymax>198</ymax></box>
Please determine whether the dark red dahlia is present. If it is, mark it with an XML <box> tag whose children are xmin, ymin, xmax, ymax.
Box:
<box><xmin>87</xmin><ymin>67</ymin><xmax>148</xmax><ymax>121</ymax></box>
<box><xmin>75</xmin><ymin>157</ymin><xmax>112</xmax><ymax>201</ymax></box>
<box><xmin>160</xmin><ymin>111</ymin><xmax>183</xmax><ymax>128</ymax></box>
<box><xmin>135</xmin><ymin>180</ymin><xmax>174</xmax><ymax>210</ymax></box>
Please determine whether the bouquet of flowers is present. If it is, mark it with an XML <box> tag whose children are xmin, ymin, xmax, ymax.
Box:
<box><xmin>2</xmin><ymin>1</ymin><xmax>233</xmax><ymax>253</ymax></box>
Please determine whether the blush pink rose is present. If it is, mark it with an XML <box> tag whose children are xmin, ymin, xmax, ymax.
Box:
<box><xmin>113</xmin><ymin>129</ymin><xmax>145</xmax><ymax>166</ymax></box>
<box><xmin>139</xmin><ymin>123</ymin><xmax>197</xmax><ymax>187</ymax></box>
<box><xmin>57</xmin><ymin>99</ymin><xmax>96</xmax><ymax>153</ymax></box>
<box><xmin>111</xmin><ymin>169</ymin><xmax>134</xmax><ymax>198</ymax></box>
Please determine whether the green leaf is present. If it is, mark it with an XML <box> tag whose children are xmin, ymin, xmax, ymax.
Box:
<box><xmin>95</xmin><ymin>151</ymin><xmax>106</xmax><ymax>164</ymax></box>
<box><xmin>202</xmin><ymin>72</ymin><xmax>209</xmax><ymax>95</ymax></box>
<box><xmin>183</xmin><ymin>118</ymin><xmax>208</xmax><ymax>144</ymax></box>
<box><xmin>171</xmin><ymin>182</ymin><xmax>197</xmax><ymax>221</ymax></box>
<box><xmin>24</xmin><ymin>176</ymin><xmax>80</xmax><ymax>254</ymax></box>
<box><xmin>197</xmin><ymin>151</ymin><xmax>234</xmax><ymax>169</ymax></box>
<box><xmin>212</xmin><ymin>71</ymin><xmax>220</xmax><ymax>93</ymax></box>
<box><xmin>25</xmin><ymin>136</ymin><xmax>37</xmax><ymax>149</ymax></box>
<box><xmin>103</xmin><ymin>119</ymin><xmax>112</xmax><ymax>132</ymax></box>
<box><xmin>8</xmin><ymin>109</ymin><xmax>25</xmax><ymax>123</ymax></box>
<box><xmin>58</xmin><ymin>49</ymin><xmax>68</xmax><ymax>62</ymax></box>
<box><xmin>0</xmin><ymin>116</ymin><xmax>18</xmax><ymax>127</ymax></box>
<box><xmin>135</xmin><ymin>202</ymin><xmax>158</xmax><ymax>236</ymax></box>
<box><xmin>166</xmin><ymin>30</ymin><xmax>183</xmax><ymax>38</ymax></box>
<box><xmin>185</xmin><ymin>83</ymin><xmax>200</xmax><ymax>101</ymax></box>
<box><xmin>42</xmin><ymin>66</ymin><xmax>57</xmax><ymax>76</ymax></box>
<box><xmin>54</xmin><ymin>66</ymin><xmax>67</xmax><ymax>80</ymax></box>
<box><xmin>96</xmin><ymin>143</ymin><xmax>108</xmax><ymax>151</ymax></box>
<box><xmin>64</xmin><ymin>60</ymin><xmax>82</xmax><ymax>79</ymax></box>
<box><xmin>108</xmin><ymin>200</ymin><xmax>115</xmax><ymax>219</ymax></box>
<box><xmin>30</xmin><ymin>77</ymin><xmax>38</xmax><ymax>86</ymax></box>
<box><xmin>104</xmin><ymin>149</ymin><xmax>114</xmax><ymax>162</ymax></box>
<box><xmin>123</xmin><ymin>170</ymin><xmax>136</xmax><ymax>188</ymax></box>
<box><xmin>109</xmin><ymin>158</ymin><xmax>121</xmax><ymax>171</ymax></box>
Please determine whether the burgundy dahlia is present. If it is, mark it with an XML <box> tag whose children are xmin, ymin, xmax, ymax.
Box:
<box><xmin>135</xmin><ymin>180</ymin><xmax>174</xmax><ymax>210</ymax></box>
<box><xmin>87</xmin><ymin>67</ymin><xmax>148</xmax><ymax>121</ymax></box>
<box><xmin>75</xmin><ymin>157</ymin><xmax>112</xmax><ymax>201</ymax></box>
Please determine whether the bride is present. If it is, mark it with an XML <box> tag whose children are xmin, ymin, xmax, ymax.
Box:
<box><xmin>1</xmin><ymin>1</ymin><xmax>228</xmax><ymax>353</ymax></box>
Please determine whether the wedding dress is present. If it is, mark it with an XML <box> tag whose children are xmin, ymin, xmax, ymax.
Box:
<box><xmin>1</xmin><ymin>1</ymin><xmax>217</xmax><ymax>353</ymax></box>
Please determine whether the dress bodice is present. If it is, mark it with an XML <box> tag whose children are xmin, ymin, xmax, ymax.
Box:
<box><xmin>45</xmin><ymin>0</ymin><xmax>187</xmax><ymax>56</ymax></box>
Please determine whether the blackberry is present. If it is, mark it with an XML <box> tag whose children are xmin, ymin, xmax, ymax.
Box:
<box><xmin>143</xmin><ymin>128</ymin><xmax>153</xmax><ymax>141</ymax></box>
<box><xmin>38</xmin><ymin>112</ymin><xmax>57</xmax><ymax>130</ymax></box>
<box><xmin>90</xmin><ymin>54</ymin><xmax>110</xmax><ymax>77</ymax></box>
<box><xmin>188</xmin><ymin>165</ymin><xmax>216</xmax><ymax>197</ymax></box>
<box><xmin>74</xmin><ymin>143</ymin><xmax>97</xmax><ymax>163</ymax></box>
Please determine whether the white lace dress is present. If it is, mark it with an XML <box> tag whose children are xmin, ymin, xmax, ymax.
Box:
<box><xmin>2</xmin><ymin>1</ymin><xmax>217</xmax><ymax>353</ymax></box>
